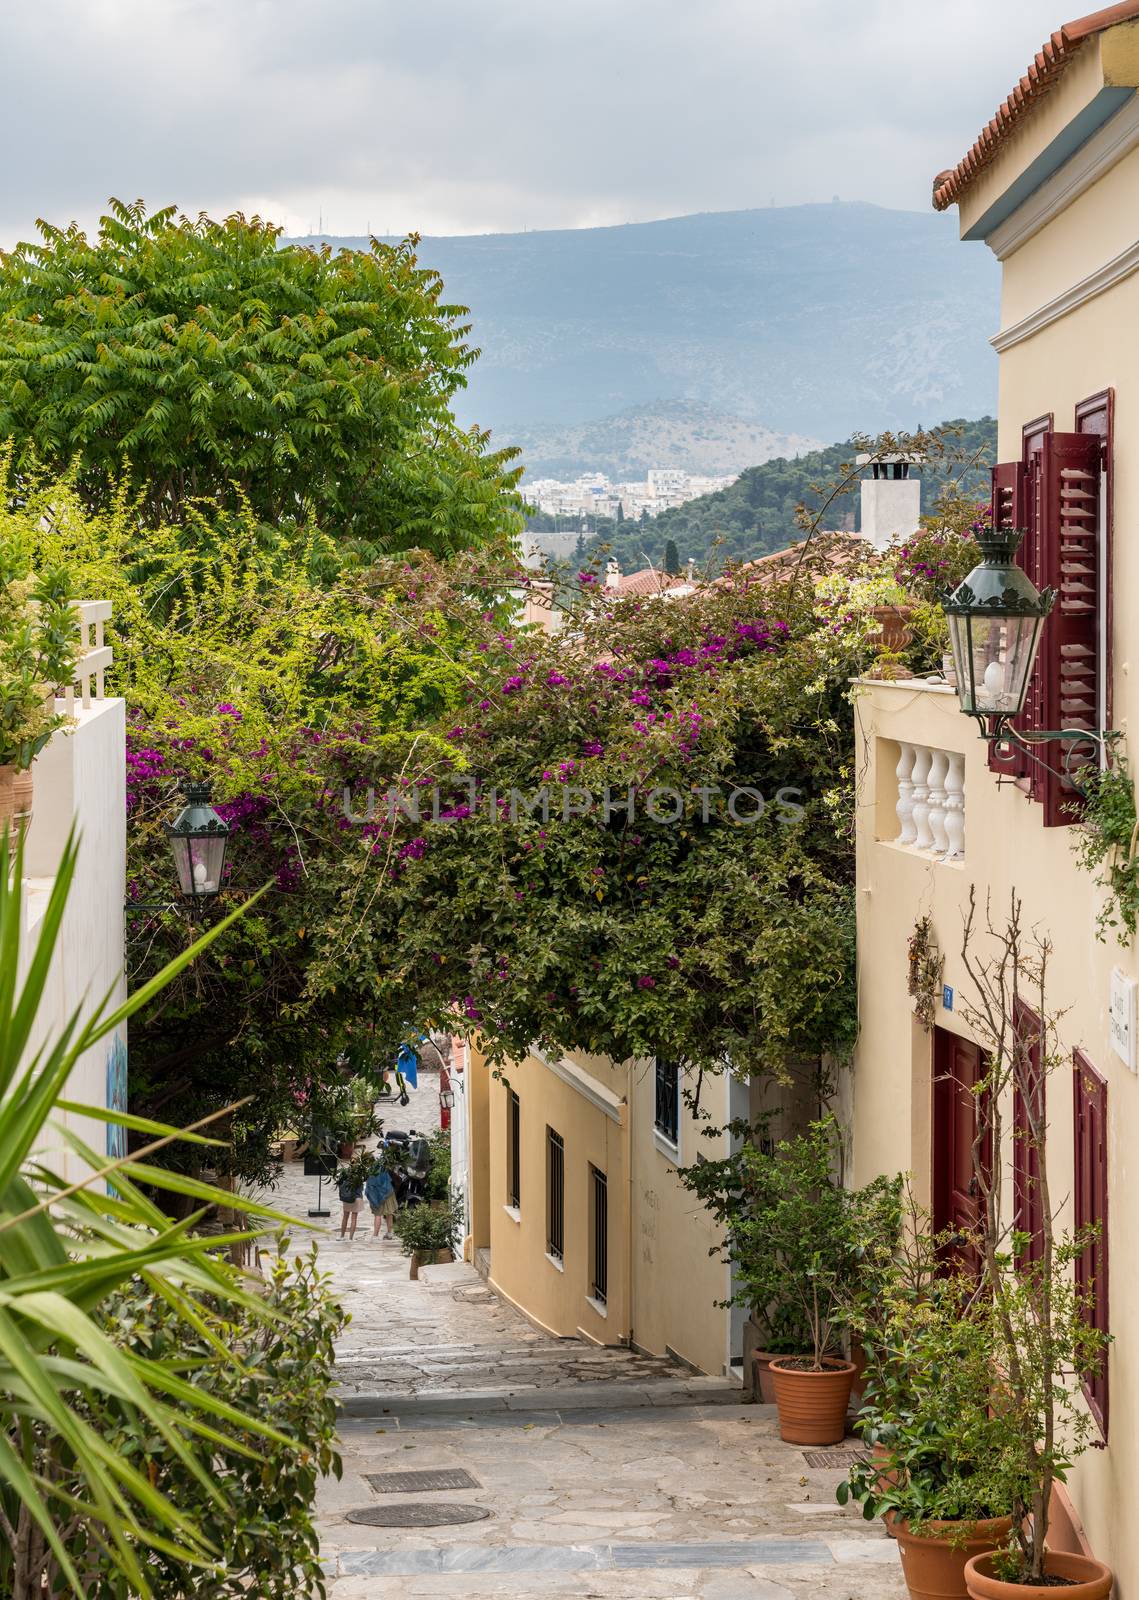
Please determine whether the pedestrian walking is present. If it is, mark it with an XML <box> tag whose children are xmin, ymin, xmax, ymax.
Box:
<box><xmin>365</xmin><ymin>1156</ymin><xmax>398</xmax><ymax>1239</ymax></box>
<box><xmin>337</xmin><ymin>1166</ymin><xmax>365</xmax><ymax>1240</ymax></box>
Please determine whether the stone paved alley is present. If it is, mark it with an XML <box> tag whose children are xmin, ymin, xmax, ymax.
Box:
<box><xmin>264</xmin><ymin>1070</ymin><xmax>906</xmax><ymax>1600</ymax></box>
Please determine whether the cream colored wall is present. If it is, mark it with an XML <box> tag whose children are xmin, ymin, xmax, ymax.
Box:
<box><xmin>475</xmin><ymin>1046</ymin><xmax>735</xmax><ymax>1372</ymax></box>
<box><xmin>21</xmin><ymin>698</ymin><xmax>127</xmax><ymax>1183</ymax></box>
<box><xmin>629</xmin><ymin>1062</ymin><xmax>731</xmax><ymax>1376</ymax></box>
<box><xmin>998</xmin><ymin>139</ymin><xmax>1139</xmax><ymax>329</ymax></box>
<box><xmin>852</xmin><ymin>678</ymin><xmax>1138</xmax><ymax>1585</ymax></box>
<box><xmin>486</xmin><ymin>1049</ymin><xmax>629</xmax><ymax>1344</ymax></box>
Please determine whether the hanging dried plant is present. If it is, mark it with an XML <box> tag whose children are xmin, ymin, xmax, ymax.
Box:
<box><xmin>907</xmin><ymin>916</ymin><xmax>943</xmax><ymax>1031</ymax></box>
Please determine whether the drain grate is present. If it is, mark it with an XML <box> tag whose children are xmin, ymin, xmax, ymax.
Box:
<box><xmin>802</xmin><ymin>1449</ymin><xmax>867</xmax><ymax>1469</ymax></box>
<box><xmin>347</xmin><ymin>1502</ymin><xmax>491</xmax><ymax>1528</ymax></box>
<box><xmin>365</xmin><ymin>1468</ymin><xmax>480</xmax><ymax>1494</ymax></box>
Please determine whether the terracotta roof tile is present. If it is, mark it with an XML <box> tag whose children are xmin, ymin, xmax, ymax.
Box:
<box><xmin>611</xmin><ymin>568</ymin><xmax>695</xmax><ymax>596</ymax></box>
<box><xmin>932</xmin><ymin>2</ymin><xmax>1139</xmax><ymax>212</ymax></box>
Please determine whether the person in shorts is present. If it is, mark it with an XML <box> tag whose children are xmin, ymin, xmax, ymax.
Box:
<box><xmin>365</xmin><ymin>1157</ymin><xmax>398</xmax><ymax>1239</ymax></box>
<box><xmin>337</xmin><ymin>1169</ymin><xmax>364</xmax><ymax>1239</ymax></box>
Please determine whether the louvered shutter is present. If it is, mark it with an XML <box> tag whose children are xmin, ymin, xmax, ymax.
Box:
<box><xmin>1038</xmin><ymin>433</ymin><xmax>1102</xmax><ymax>826</ymax></box>
<box><xmin>1012</xmin><ymin>1001</ymin><xmax>1044</xmax><ymax>1268</ymax></box>
<box><xmin>988</xmin><ymin>462</ymin><xmax>1029</xmax><ymax>778</ymax></box>
<box><xmin>1074</xmin><ymin>1052</ymin><xmax>1108</xmax><ymax>1434</ymax></box>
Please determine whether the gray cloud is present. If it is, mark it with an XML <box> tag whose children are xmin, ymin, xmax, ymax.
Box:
<box><xmin>1</xmin><ymin>0</ymin><xmax>1068</xmax><ymax>243</ymax></box>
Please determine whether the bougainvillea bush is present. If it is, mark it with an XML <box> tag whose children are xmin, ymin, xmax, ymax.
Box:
<box><xmin>305</xmin><ymin>542</ymin><xmax>880</xmax><ymax>1078</ymax></box>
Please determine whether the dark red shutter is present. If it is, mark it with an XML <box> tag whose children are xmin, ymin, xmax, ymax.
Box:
<box><xmin>1074</xmin><ymin>1052</ymin><xmax>1108</xmax><ymax>1434</ymax></box>
<box><xmin>1012</xmin><ymin>1002</ymin><xmax>1045</xmax><ymax>1267</ymax></box>
<box><xmin>1075</xmin><ymin>390</ymin><xmax>1113</xmax><ymax>731</ymax></box>
<box><xmin>988</xmin><ymin>461</ymin><xmax>1029</xmax><ymax>779</ymax></box>
<box><xmin>1038</xmin><ymin>433</ymin><xmax>1102</xmax><ymax>826</ymax></box>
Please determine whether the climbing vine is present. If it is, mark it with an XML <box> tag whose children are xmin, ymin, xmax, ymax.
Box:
<box><xmin>1073</xmin><ymin>760</ymin><xmax>1139</xmax><ymax>943</ymax></box>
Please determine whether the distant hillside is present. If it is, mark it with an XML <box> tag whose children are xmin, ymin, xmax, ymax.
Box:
<box><xmin>293</xmin><ymin>204</ymin><xmax>998</xmax><ymax>449</ymax></box>
<box><xmin>509</xmin><ymin>400</ymin><xmax>819</xmax><ymax>479</ymax></box>
<box><xmin>581</xmin><ymin>416</ymin><xmax>996</xmax><ymax>571</ymax></box>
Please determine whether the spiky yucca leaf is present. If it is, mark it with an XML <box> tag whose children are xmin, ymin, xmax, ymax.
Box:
<box><xmin>0</xmin><ymin>830</ymin><xmax>309</xmax><ymax>1598</ymax></box>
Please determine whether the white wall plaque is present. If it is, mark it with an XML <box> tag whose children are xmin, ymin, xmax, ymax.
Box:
<box><xmin>1109</xmin><ymin>967</ymin><xmax>1137</xmax><ymax>1071</ymax></box>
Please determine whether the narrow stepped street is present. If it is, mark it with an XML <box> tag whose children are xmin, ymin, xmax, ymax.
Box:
<box><xmin>268</xmin><ymin>1074</ymin><xmax>906</xmax><ymax>1600</ymax></box>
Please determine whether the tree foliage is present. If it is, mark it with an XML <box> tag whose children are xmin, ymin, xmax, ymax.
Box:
<box><xmin>571</xmin><ymin>417</ymin><xmax>995</xmax><ymax>571</ymax></box>
<box><xmin>0</xmin><ymin>200</ymin><xmax>524</xmax><ymax>557</ymax></box>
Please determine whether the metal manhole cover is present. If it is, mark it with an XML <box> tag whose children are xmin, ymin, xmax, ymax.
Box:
<box><xmin>346</xmin><ymin>1503</ymin><xmax>491</xmax><ymax>1528</ymax></box>
<box><xmin>802</xmin><ymin>1449</ymin><xmax>867</xmax><ymax>1469</ymax></box>
<box><xmin>365</xmin><ymin>1469</ymin><xmax>480</xmax><ymax>1494</ymax></box>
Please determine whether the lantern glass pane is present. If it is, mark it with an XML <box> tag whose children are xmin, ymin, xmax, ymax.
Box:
<box><xmin>947</xmin><ymin>612</ymin><xmax>1042</xmax><ymax>717</ymax></box>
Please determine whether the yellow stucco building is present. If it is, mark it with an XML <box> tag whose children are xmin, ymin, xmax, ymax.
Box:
<box><xmin>853</xmin><ymin>3</ymin><xmax>1139</xmax><ymax>1583</ymax></box>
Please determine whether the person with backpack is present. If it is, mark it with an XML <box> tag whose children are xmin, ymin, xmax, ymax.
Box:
<box><xmin>337</xmin><ymin>1161</ymin><xmax>365</xmax><ymax>1240</ymax></box>
<box><xmin>365</xmin><ymin>1151</ymin><xmax>399</xmax><ymax>1240</ymax></box>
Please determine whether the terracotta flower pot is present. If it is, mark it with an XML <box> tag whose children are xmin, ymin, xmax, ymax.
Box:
<box><xmin>751</xmin><ymin>1349</ymin><xmax>784</xmax><ymax>1405</ymax></box>
<box><xmin>964</xmin><ymin>1550</ymin><xmax>1112</xmax><ymax>1599</ymax></box>
<box><xmin>0</xmin><ymin>766</ymin><xmax>15</xmax><ymax>848</ymax></box>
<box><xmin>11</xmin><ymin>767</ymin><xmax>32</xmax><ymax>842</ymax></box>
<box><xmin>867</xmin><ymin>604</ymin><xmax>915</xmax><ymax>681</ymax></box>
<box><xmin>768</xmin><ymin>1356</ymin><xmax>855</xmax><ymax>1445</ymax></box>
<box><xmin>895</xmin><ymin>1516</ymin><xmax>1012</xmax><ymax>1600</ymax></box>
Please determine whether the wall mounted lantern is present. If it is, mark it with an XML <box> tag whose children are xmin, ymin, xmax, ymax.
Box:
<box><xmin>944</xmin><ymin>528</ymin><xmax>1114</xmax><ymax>779</ymax></box>
<box><xmin>127</xmin><ymin>778</ymin><xmax>231</xmax><ymax>925</ymax></box>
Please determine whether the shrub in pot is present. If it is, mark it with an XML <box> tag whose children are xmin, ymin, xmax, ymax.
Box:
<box><xmin>841</xmin><ymin>1271</ymin><xmax>1023</xmax><ymax>1599</ymax></box>
<box><xmin>0</xmin><ymin>557</ymin><xmax>77</xmax><ymax>839</ymax></box>
<box><xmin>684</xmin><ymin>1116</ymin><xmax>902</xmax><ymax>1445</ymax></box>
<box><xmin>394</xmin><ymin>1193</ymin><xmax>463</xmax><ymax>1278</ymax></box>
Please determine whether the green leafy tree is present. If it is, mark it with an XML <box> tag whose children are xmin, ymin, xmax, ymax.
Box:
<box><xmin>0</xmin><ymin>200</ymin><xmax>524</xmax><ymax>558</ymax></box>
<box><xmin>663</xmin><ymin>537</ymin><xmax>680</xmax><ymax>575</ymax></box>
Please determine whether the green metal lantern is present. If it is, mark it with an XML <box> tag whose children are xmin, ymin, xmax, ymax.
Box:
<box><xmin>165</xmin><ymin>780</ymin><xmax>230</xmax><ymax>905</ymax></box>
<box><xmin>944</xmin><ymin>529</ymin><xmax>1055</xmax><ymax>722</ymax></box>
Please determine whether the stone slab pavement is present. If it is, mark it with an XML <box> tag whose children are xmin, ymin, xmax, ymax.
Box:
<box><xmin>255</xmin><ymin>1068</ymin><xmax>905</xmax><ymax>1598</ymax></box>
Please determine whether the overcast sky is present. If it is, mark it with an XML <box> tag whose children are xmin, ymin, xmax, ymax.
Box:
<box><xmin>1</xmin><ymin>0</ymin><xmax>1076</xmax><ymax>245</ymax></box>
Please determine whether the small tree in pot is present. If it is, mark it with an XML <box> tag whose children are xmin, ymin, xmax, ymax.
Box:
<box><xmin>686</xmin><ymin>1116</ymin><xmax>901</xmax><ymax>1444</ymax></box>
<box><xmin>956</xmin><ymin>893</ymin><xmax>1111</xmax><ymax>1599</ymax></box>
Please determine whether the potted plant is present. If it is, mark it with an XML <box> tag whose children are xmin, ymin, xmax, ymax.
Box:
<box><xmin>394</xmin><ymin>1193</ymin><xmax>463</xmax><ymax>1279</ymax></box>
<box><xmin>955</xmin><ymin>896</ymin><xmax>1113</xmax><ymax>1597</ymax></box>
<box><xmin>842</xmin><ymin>1269</ymin><xmax>1019</xmax><ymax>1598</ymax></box>
<box><xmin>688</xmin><ymin>1117</ymin><xmax>901</xmax><ymax>1445</ymax></box>
<box><xmin>0</xmin><ymin>560</ymin><xmax>77</xmax><ymax>841</ymax></box>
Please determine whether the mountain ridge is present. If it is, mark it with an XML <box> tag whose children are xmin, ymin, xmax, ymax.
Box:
<box><xmin>289</xmin><ymin>201</ymin><xmax>999</xmax><ymax>453</ymax></box>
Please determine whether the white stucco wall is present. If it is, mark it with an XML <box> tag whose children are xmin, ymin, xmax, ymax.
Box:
<box><xmin>19</xmin><ymin>696</ymin><xmax>127</xmax><ymax>1181</ymax></box>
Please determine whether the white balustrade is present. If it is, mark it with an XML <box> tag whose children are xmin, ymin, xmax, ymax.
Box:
<box><xmin>58</xmin><ymin>600</ymin><xmax>113</xmax><ymax>715</ymax></box>
<box><xmin>895</xmin><ymin>741</ymin><xmax>917</xmax><ymax>844</ymax></box>
<box><xmin>910</xmin><ymin>746</ymin><xmax>933</xmax><ymax>850</ymax></box>
<box><xmin>889</xmin><ymin>739</ymin><xmax>965</xmax><ymax>861</ymax></box>
<box><xmin>927</xmin><ymin>749</ymin><xmax>949</xmax><ymax>855</ymax></box>
<box><xmin>943</xmin><ymin>752</ymin><xmax>965</xmax><ymax>860</ymax></box>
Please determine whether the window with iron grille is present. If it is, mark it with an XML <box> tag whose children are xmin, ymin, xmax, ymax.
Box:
<box><xmin>507</xmin><ymin>1090</ymin><xmax>520</xmax><ymax>1210</ymax></box>
<box><xmin>654</xmin><ymin>1057</ymin><xmax>680</xmax><ymax>1145</ymax></box>
<box><xmin>590</xmin><ymin>1166</ymin><xmax>608</xmax><ymax>1306</ymax></box>
<box><xmin>546</xmin><ymin>1128</ymin><xmax>564</xmax><ymax>1262</ymax></box>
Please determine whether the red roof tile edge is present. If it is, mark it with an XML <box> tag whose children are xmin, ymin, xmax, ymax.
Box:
<box><xmin>932</xmin><ymin>2</ymin><xmax>1139</xmax><ymax>212</ymax></box>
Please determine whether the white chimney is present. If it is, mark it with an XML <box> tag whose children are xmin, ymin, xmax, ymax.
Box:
<box><xmin>857</xmin><ymin>453</ymin><xmax>921</xmax><ymax>552</ymax></box>
<box><xmin>605</xmin><ymin>558</ymin><xmax>621</xmax><ymax>590</ymax></box>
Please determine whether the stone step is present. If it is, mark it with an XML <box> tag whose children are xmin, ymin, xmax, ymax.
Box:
<box><xmin>337</xmin><ymin>1375</ymin><xmax>743</xmax><ymax>1418</ymax></box>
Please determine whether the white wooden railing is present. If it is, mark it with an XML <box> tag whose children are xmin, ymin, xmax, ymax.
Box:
<box><xmin>894</xmin><ymin>742</ymin><xmax>965</xmax><ymax>861</ymax></box>
<box><xmin>58</xmin><ymin>601</ymin><xmax>113</xmax><ymax>714</ymax></box>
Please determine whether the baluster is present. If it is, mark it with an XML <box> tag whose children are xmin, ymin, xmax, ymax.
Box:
<box><xmin>910</xmin><ymin>746</ymin><xmax>933</xmax><ymax>850</ymax></box>
<box><xmin>943</xmin><ymin>752</ymin><xmax>965</xmax><ymax>860</ymax></box>
<box><xmin>927</xmin><ymin>749</ymin><xmax>949</xmax><ymax>854</ymax></box>
<box><xmin>895</xmin><ymin>741</ymin><xmax>917</xmax><ymax>844</ymax></box>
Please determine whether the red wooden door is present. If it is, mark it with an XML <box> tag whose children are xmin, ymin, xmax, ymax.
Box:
<box><xmin>933</xmin><ymin>1029</ymin><xmax>986</xmax><ymax>1252</ymax></box>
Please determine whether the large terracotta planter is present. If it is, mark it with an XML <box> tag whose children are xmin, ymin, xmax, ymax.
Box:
<box><xmin>964</xmin><ymin>1551</ymin><xmax>1112</xmax><ymax>1599</ymax></box>
<box><xmin>895</xmin><ymin>1516</ymin><xmax>1012</xmax><ymax>1600</ymax></box>
<box><xmin>768</xmin><ymin>1356</ymin><xmax>855</xmax><ymax>1445</ymax></box>
<box><xmin>751</xmin><ymin>1349</ymin><xmax>783</xmax><ymax>1404</ymax></box>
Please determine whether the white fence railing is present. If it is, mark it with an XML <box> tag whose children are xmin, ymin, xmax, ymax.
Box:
<box><xmin>59</xmin><ymin>600</ymin><xmax>113</xmax><ymax>714</ymax></box>
<box><xmin>894</xmin><ymin>742</ymin><xmax>965</xmax><ymax>861</ymax></box>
